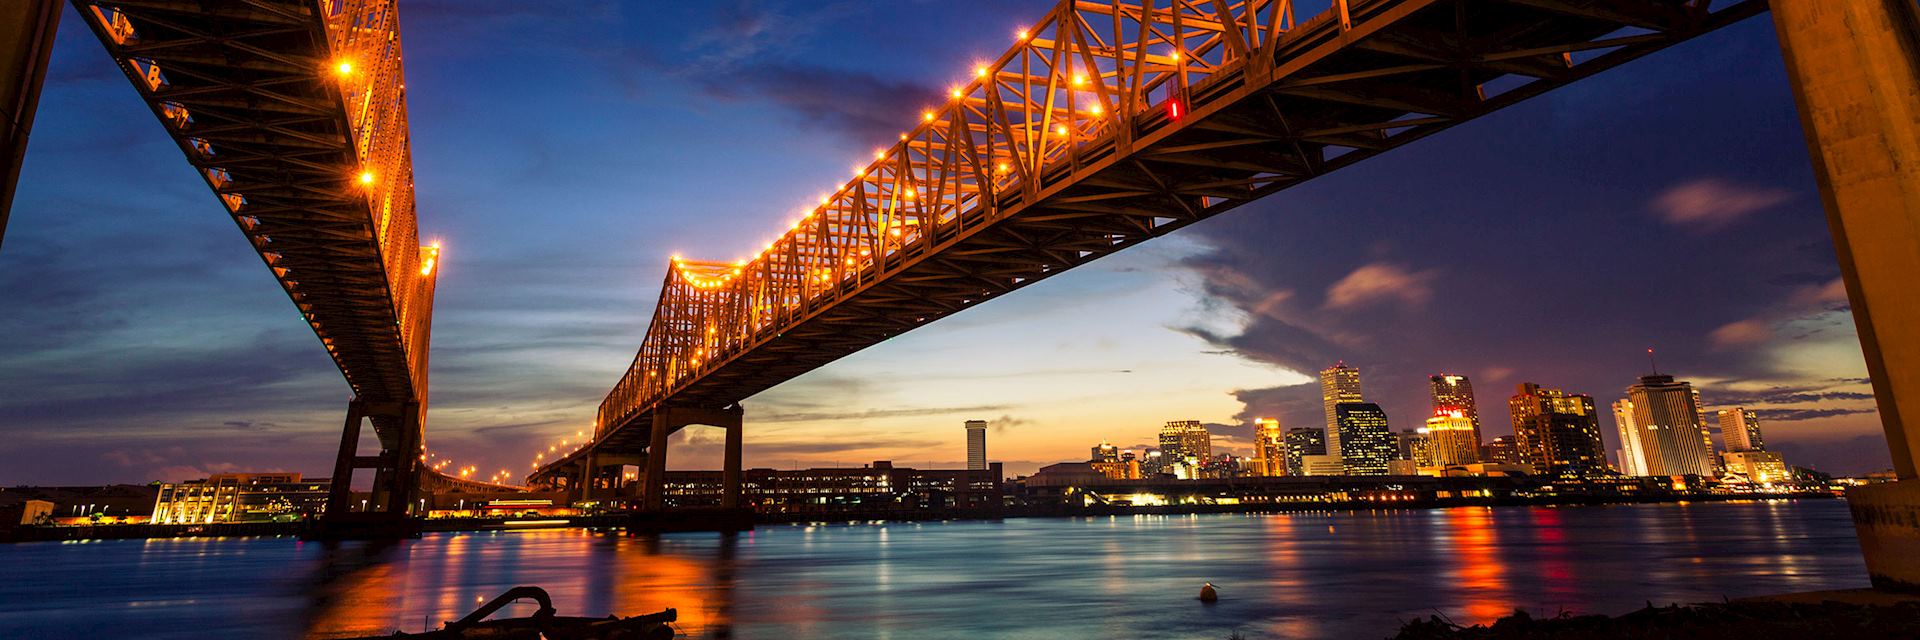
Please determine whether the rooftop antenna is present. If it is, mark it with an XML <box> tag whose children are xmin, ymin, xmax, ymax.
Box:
<box><xmin>1647</xmin><ymin>347</ymin><xmax>1660</xmax><ymax>375</ymax></box>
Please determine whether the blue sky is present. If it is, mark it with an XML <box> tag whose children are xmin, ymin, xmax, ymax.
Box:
<box><xmin>0</xmin><ymin>1</ymin><xmax>1890</xmax><ymax>484</ymax></box>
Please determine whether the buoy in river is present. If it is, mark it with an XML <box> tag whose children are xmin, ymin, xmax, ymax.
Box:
<box><xmin>1198</xmin><ymin>582</ymin><xmax>1218</xmax><ymax>602</ymax></box>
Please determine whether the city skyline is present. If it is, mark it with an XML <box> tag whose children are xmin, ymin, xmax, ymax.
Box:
<box><xmin>0</xmin><ymin>1</ymin><xmax>1889</xmax><ymax>486</ymax></box>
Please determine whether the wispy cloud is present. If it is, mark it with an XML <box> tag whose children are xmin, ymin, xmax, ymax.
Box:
<box><xmin>1651</xmin><ymin>178</ymin><xmax>1792</xmax><ymax>229</ymax></box>
<box><xmin>1324</xmin><ymin>263</ymin><xmax>1436</xmax><ymax>310</ymax></box>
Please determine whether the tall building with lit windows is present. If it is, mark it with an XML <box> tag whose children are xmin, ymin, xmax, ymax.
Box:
<box><xmin>1624</xmin><ymin>375</ymin><xmax>1715</xmax><ymax>477</ymax></box>
<box><xmin>1159</xmin><ymin>420</ymin><xmax>1212</xmax><ymax>478</ymax></box>
<box><xmin>1252</xmin><ymin>418</ymin><xmax>1286</xmax><ymax>476</ymax></box>
<box><xmin>1692</xmin><ymin>389</ymin><xmax>1723</xmax><ymax>475</ymax></box>
<box><xmin>1334</xmin><ymin>402</ymin><xmax>1394</xmax><ymax>475</ymax></box>
<box><xmin>1320</xmin><ymin>362</ymin><xmax>1364</xmax><ymax>457</ymax></box>
<box><xmin>1508</xmin><ymin>383</ymin><xmax>1607</xmax><ymax>476</ymax></box>
<box><xmin>1284</xmin><ymin>427</ymin><xmax>1325</xmax><ymax>475</ymax></box>
<box><xmin>1424</xmin><ymin>410</ymin><xmax>1480</xmax><ymax>467</ymax></box>
<box><xmin>1613</xmin><ymin>399</ymin><xmax>1649</xmax><ymax>476</ymax></box>
<box><xmin>965</xmin><ymin>420</ymin><xmax>988</xmax><ymax>470</ymax></box>
<box><xmin>1429</xmin><ymin>374</ymin><xmax>1483</xmax><ymax>451</ymax></box>
<box><xmin>1718</xmin><ymin>408</ymin><xmax>1767</xmax><ymax>452</ymax></box>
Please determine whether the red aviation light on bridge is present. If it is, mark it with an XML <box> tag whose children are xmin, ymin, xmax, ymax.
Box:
<box><xmin>1169</xmin><ymin>100</ymin><xmax>1183</xmax><ymax>120</ymax></box>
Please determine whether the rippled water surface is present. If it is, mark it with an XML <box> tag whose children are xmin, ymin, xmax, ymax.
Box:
<box><xmin>0</xmin><ymin>500</ymin><xmax>1869</xmax><ymax>639</ymax></box>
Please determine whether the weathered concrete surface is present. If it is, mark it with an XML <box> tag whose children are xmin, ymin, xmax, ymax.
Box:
<box><xmin>1772</xmin><ymin>0</ymin><xmax>1920</xmax><ymax>591</ymax></box>
<box><xmin>1849</xmin><ymin>482</ymin><xmax>1920</xmax><ymax>591</ymax></box>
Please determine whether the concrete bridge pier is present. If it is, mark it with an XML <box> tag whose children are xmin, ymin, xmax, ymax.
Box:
<box><xmin>1772</xmin><ymin>0</ymin><xmax>1920</xmax><ymax>591</ymax></box>
<box><xmin>572</xmin><ymin>451</ymin><xmax>644</xmax><ymax>504</ymax></box>
<box><xmin>314</xmin><ymin>399</ymin><xmax>423</xmax><ymax>538</ymax></box>
<box><xmin>641</xmin><ymin>405</ymin><xmax>745</xmax><ymax>512</ymax></box>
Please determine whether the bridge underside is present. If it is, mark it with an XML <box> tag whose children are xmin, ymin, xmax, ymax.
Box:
<box><xmin>540</xmin><ymin>0</ymin><xmax>1763</xmax><ymax>490</ymax></box>
<box><xmin>73</xmin><ymin>0</ymin><xmax>440</xmax><ymax>532</ymax></box>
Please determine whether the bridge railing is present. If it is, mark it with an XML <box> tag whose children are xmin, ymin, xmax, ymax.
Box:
<box><xmin>596</xmin><ymin>0</ymin><xmax>1315</xmax><ymax>435</ymax></box>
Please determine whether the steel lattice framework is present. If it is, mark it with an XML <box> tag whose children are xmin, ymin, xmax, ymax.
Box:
<box><xmin>548</xmin><ymin>0</ymin><xmax>1766</xmax><ymax>478</ymax></box>
<box><xmin>550</xmin><ymin>0</ymin><xmax>1762</xmax><ymax>482</ymax></box>
<box><xmin>74</xmin><ymin>0</ymin><xmax>436</xmax><ymax>425</ymax></box>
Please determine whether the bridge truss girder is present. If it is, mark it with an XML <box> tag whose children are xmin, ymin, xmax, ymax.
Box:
<box><xmin>538</xmin><ymin>0</ymin><xmax>1762</xmax><ymax>482</ymax></box>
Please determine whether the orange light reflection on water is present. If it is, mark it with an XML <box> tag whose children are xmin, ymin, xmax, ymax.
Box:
<box><xmin>1444</xmin><ymin>507</ymin><xmax>1511</xmax><ymax>624</ymax></box>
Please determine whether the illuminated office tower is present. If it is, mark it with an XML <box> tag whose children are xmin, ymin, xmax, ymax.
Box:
<box><xmin>1320</xmin><ymin>362</ymin><xmax>1364</xmax><ymax>457</ymax></box>
<box><xmin>1334</xmin><ymin>403</ymin><xmax>1394</xmax><ymax>475</ymax></box>
<box><xmin>1429</xmin><ymin>374</ymin><xmax>1484</xmax><ymax>450</ymax></box>
<box><xmin>1723</xmin><ymin>450</ymin><xmax>1790</xmax><ymax>484</ymax></box>
<box><xmin>1160</xmin><ymin>420</ymin><xmax>1212</xmax><ymax>477</ymax></box>
<box><xmin>965</xmin><ymin>420</ymin><xmax>988</xmax><ymax>470</ymax></box>
<box><xmin>1625</xmin><ymin>375</ymin><xmax>1715</xmax><ymax>476</ymax></box>
<box><xmin>1692</xmin><ymin>389</ymin><xmax>1724</xmax><ymax>475</ymax></box>
<box><xmin>1482</xmin><ymin>436</ymin><xmax>1518</xmax><ymax>465</ymax></box>
<box><xmin>1252</xmin><ymin>418</ymin><xmax>1286</xmax><ymax>476</ymax></box>
<box><xmin>1719</xmin><ymin>408</ymin><xmax>1767</xmax><ymax>453</ymax></box>
<box><xmin>1091</xmin><ymin>441</ymin><xmax>1120</xmax><ymax>463</ymax></box>
<box><xmin>1399</xmin><ymin>428</ymin><xmax>1434</xmax><ymax>467</ymax></box>
<box><xmin>1508</xmin><ymin>383</ymin><xmax>1607</xmax><ymax>475</ymax></box>
<box><xmin>1613</xmin><ymin>399</ymin><xmax>1649</xmax><ymax>476</ymax></box>
<box><xmin>1284</xmin><ymin>427</ymin><xmax>1326</xmax><ymax>474</ymax></box>
<box><xmin>1424</xmin><ymin>410</ymin><xmax>1480</xmax><ymax>466</ymax></box>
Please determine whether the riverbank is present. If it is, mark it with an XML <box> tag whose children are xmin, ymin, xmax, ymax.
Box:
<box><xmin>0</xmin><ymin>490</ymin><xmax>1833</xmax><ymax>542</ymax></box>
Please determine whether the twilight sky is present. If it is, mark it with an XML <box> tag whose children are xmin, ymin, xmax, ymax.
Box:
<box><xmin>0</xmin><ymin>1</ymin><xmax>1892</xmax><ymax>484</ymax></box>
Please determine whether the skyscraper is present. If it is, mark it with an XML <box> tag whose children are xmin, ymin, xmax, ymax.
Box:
<box><xmin>1624</xmin><ymin>375</ymin><xmax>1715</xmax><ymax>476</ymax></box>
<box><xmin>1719</xmin><ymin>408</ymin><xmax>1767</xmax><ymax>452</ymax></box>
<box><xmin>1692</xmin><ymin>389</ymin><xmax>1724</xmax><ymax>475</ymax></box>
<box><xmin>1091</xmin><ymin>441</ymin><xmax>1120</xmax><ymax>463</ymax></box>
<box><xmin>1613</xmin><ymin>399</ymin><xmax>1649</xmax><ymax>476</ymax></box>
<box><xmin>1334</xmin><ymin>402</ymin><xmax>1394</xmax><ymax>475</ymax></box>
<box><xmin>1252</xmin><ymin>417</ymin><xmax>1286</xmax><ymax>476</ymax></box>
<box><xmin>1508</xmin><ymin>383</ymin><xmax>1607</xmax><ymax>475</ymax></box>
<box><xmin>1424</xmin><ymin>410</ymin><xmax>1480</xmax><ymax>467</ymax></box>
<box><xmin>1160</xmin><ymin>420</ymin><xmax>1212</xmax><ymax>478</ymax></box>
<box><xmin>1430</xmin><ymin>374</ymin><xmax>1483</xmax><ymax>451</ymax></box>
<box><xmin>965</xmin><ymin>420</ymin><xmax>988</xmax><ymax>470</ymax></box>
<box><xmin>1320</xmin><ymin>362</ymin><xmax>1364</xmax><ymax>458</ymax></box>
<box><xmin>1284</xmin><ymin>427</ymin><xmax>1326</xmax><ymax>475</ymax></box>
<box><xmin>1398</xmin><ymin>428</ymin><xmax>1434</xmax><ymax>467</ymax></box>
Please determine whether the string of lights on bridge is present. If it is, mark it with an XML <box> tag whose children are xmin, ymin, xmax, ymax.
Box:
<box><xmin>538</xmin><ymin>12</ymin><xmax>1201</xmax><ymax>481</ymax></box>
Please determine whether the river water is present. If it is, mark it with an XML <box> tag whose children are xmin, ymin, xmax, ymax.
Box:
<box><xmin>0</xmin><ymin>499</ymin><xmax>1868</xmax><ymax>639</ymax></box>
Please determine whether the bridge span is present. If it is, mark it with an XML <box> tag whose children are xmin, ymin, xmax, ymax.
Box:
<box><xmin>70</xmin><ymin>0</ymin><xmax>449</xmax><ymax>532</ymax></box>
<box><xmin>532</xmin><ymin>0</ymin><xmax>1766</xmax><ymax>504</ymax></box>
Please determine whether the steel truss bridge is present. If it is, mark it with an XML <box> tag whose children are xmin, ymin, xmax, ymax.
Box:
<box><xmin>65</xmin><ymin>0</ymin><xmax>491</xmax><ymax>530</ymax></box>
<box><xmin>532</xmin><ymin>0</ymin><xmax>1766</xmax><ymax>503</ymax></box>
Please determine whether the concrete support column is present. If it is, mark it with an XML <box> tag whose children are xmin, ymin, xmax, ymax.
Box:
<box><xmin>1772</xmin><ymin>0</ymin><xmax>1920</xmax><ymax>590</ymax></box>
<box><xmin>643</xmin><ymin>412</ymin><xmax>672</xmax><ymax>511</ymax></box>
<box><xmin>722</xmin><ymin>414</ymin><xmax>744</xmax><ymax>509</ymax></box>
<box><xmin>578</xmin><ymin>453</ymin><xmax>599</xmax><ymax>503</ymax></box>
<box><xmin>324</xmin><ymin>402</ymin><xmax>366</xmax><ymax>515</ymax></box>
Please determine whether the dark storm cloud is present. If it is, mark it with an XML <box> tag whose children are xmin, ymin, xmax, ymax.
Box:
<box><xmin>1763</xmin><ymin>408</ymin><xmax>1877</xmax><ymax>422</ymax></box>
<box><xmin>692</xmin><ymin>63</ymin><xmax>941</xmax><ymax>144</ymax></box>
<box><xmin>745</xmin><ymin>438</ymin><xmax>944</xmax><ymax>456</ymax></box>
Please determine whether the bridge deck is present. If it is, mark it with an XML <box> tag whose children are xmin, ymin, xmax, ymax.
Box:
<box><xmin>540</xmin><ymin>0</ymin><xmax>1762</xmax><ymax>483</ymax></box>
